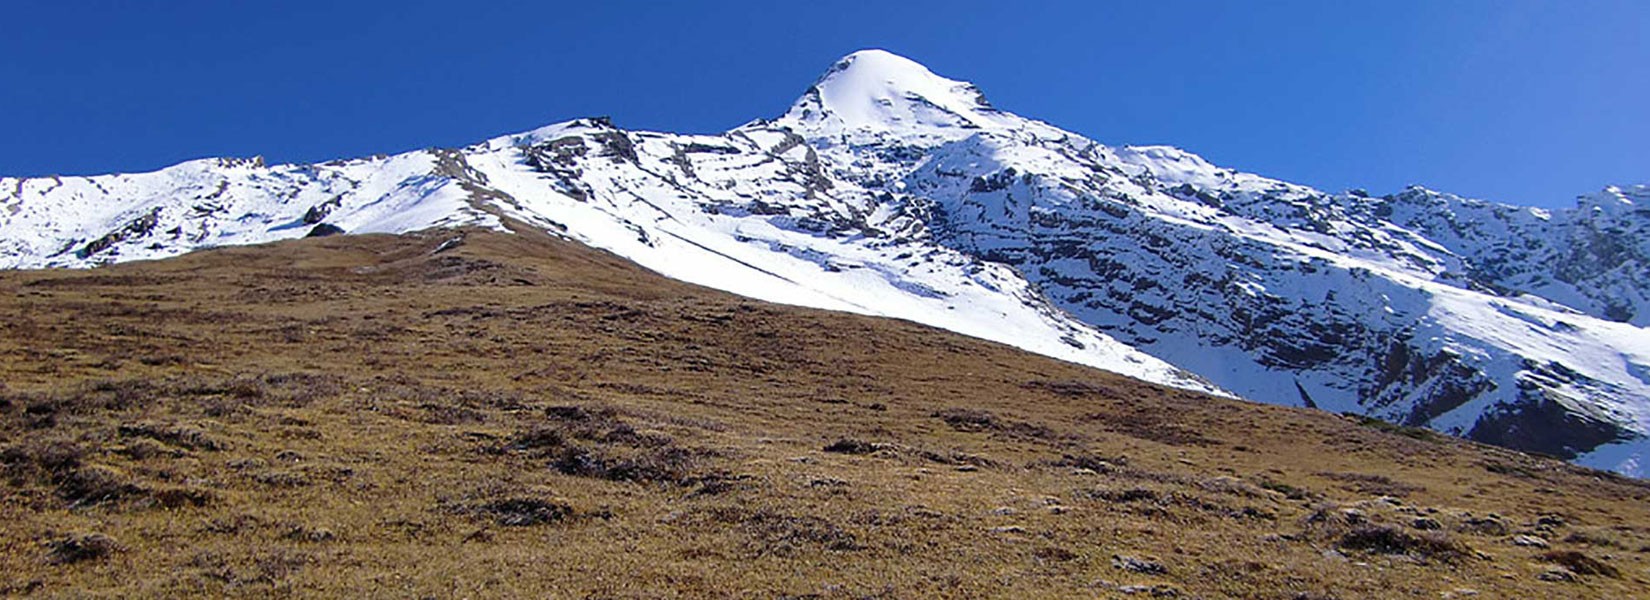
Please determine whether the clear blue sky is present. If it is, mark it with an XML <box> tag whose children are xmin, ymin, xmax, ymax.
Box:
<box><xmin>2</xmin><ymin>1</ymin><xmax>1644</xmax><ymax>208</ymax></box>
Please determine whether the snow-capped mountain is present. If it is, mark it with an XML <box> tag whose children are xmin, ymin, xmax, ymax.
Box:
<box><xmin>4</xmin><ymin>50</ymin><xmax>1647</xmax><ymax>474</ymax></box>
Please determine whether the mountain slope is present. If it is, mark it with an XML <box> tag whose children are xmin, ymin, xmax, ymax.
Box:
<box><xmin>3</xmin><ymin>228</ymin><xmax>1649</xmax><ymax>597</ymax></box>
<box><xmin>0</xmin><ymin>124</ymin><xmax>1208</xmax><ymax>397</ymax></box>
<box><xmin>2</xmin><ymin>49</ymin><xmax>1647</xmax><ymax>474</ymax></box>
<box><xmin>768</xmin><ymin>50</ymin><xmax>1650</xmax><ymax>474</ymax></box>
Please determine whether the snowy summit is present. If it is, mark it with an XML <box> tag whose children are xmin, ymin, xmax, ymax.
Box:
<box><xmin>782</xmin><ymin>49</ymin><xmax>1013</xmax><ymax>139</ymax></box>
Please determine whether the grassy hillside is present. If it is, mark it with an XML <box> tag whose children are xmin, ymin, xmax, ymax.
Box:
<box><xmin>1</xmin><ymin>226</ymin><xmax>1647</xmax><ymax>598</ymax></box>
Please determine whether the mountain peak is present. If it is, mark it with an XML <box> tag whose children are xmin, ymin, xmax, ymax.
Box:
<box><xmin>820</xmin><ymin>49</ymin><xmax>951</xmax><ymax>89</ymax></box>
<box><xmin>777</xmin><ymin>49</ymin><xmax>1009</xmax><ymax>141</ymax></box>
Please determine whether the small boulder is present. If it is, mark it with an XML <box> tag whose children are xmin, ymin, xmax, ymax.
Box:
<box><xmin>1536</xmin><ymin>567</ymin><xmax>1576</xmax><ymax>582</ymax></box>
<box><xmin>822</xmin><ymin>438</ymin><xmax>878</xmax><ymax>455</ymax></box>
<box><xmin>1461</xmin><ymin>515</ymin><xmax>1509</xmax><ymax>536</ymax></box>
<box><xmin>305</xmin><ymin>223</ymin><xmax>346</xmax><ymax>238</ymax></box>
<box><xmin>1113</xmin><ymin>554</ymin><xmax>1169</xmax><ymax>575</ymax></box>
<box><xmin>1118</xmin><ymin>583</ymin><xmax>1181</xmax><ymax>597</ymax></box>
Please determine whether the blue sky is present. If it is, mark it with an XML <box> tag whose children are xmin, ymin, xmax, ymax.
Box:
<box><xmin>2</xmin><ymin>1</ymin><xmax>1643</xmax><ymax>208</ymax></box>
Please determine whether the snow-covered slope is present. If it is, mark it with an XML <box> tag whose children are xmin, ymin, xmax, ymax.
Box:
<box><xmin>4</xmin><ymin>49</ymin><xmax>1647</xmax><ymax>474</ymax></box>
<box><xmin>0</xmin><ymin>96</ymin><xmax>1210</xmax><ymax>396</ymax></box>
<box><xmin>0</xmin><ymin>152</ymin><xmax>499</xmax><ymax>265</ymax></box>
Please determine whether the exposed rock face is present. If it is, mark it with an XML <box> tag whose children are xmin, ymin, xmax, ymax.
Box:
<box><xmin>76</xmin><ymin>207</ymin><xmax>162</xmax><ymax>260</ymax></box>
<box><xmin>304</xmin><ymin>223</ymin><xmax>345</xmax><ymax>238</ymax></box>
<box><xmin>1</xmin><ymin>49</ymin><xmax>1646</xmax><ymax>472</ymax></box>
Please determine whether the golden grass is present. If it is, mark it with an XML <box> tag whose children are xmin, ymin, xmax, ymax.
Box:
<box><xmin>0</xmin><ymin>226</ymin><xmax>1646</xmax><ymax>598</ymax></box>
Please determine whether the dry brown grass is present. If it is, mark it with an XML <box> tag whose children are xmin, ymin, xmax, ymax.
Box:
<box><xmin>1</xmin><ymin>225</ymin><xmax>1648</xmax><ymax>598</ymax></box>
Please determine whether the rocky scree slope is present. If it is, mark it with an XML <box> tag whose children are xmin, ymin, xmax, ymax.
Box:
<box><xmin>2</xmin><ymin>49</ymin><xmax>1647</xmax><ymax>474</ymax></box>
